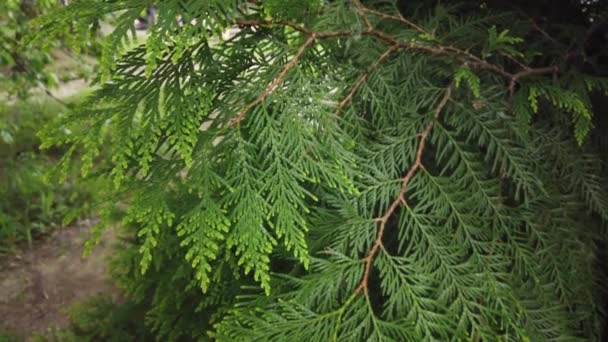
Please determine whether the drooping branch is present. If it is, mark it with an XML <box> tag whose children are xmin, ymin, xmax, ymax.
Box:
<box><xmin>354</xmin><ymin>85</ymin><xmax>453</xmax><ymax>296</ymax></box>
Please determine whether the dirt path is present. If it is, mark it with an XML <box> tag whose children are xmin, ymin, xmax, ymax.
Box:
<box><xmin>0</xmin><ymin>220</ymin><xmax>118</xmax><ymax>339</ymax></box>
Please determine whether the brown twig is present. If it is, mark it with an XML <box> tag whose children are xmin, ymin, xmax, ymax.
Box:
<box><xmin>529</xmin><ymin>18</ymin><xmax>561</xmax><ymax>47</ymax></box>
<box><xmin>360</xmin><ymin>7</ymin><xmax>428</xmax><ymax>35</ymax></box>
<box><xmin>44</xmin><ymin>89</ymin><xmax>69</xmax><ymax>107</ymax></box>
<box><xmin>229</xmin><ymin>35</ymin><xmax>316</xmax><ymax>126</ymax></box>
<box><xmin>335</xmin><ymin>45</ymin><xmax>399</xmax><ymax>114</ymax></box>
<box><xmin>441</xmin><ymin>46</ymin><xmax>512</xmax><ymax>78</ymax></box>
<box><xmin>352</xmin><ymin>0</ymin><xmax>373</xmax><ymax>30</ymax></box>
<box><xmin>236</xmin><ymin>19</ymin><xmax>352</xmax><ymax>39</ymax></box>
<box><xmin>234</xmin><ymin>3</ymin><xmax>559</xmax><ymax>125</ymax></box>
<box><xmin>361</xmin><ymin>30</ymin><xmax>514</xmax><ymax>80</ymax></box>
<box><xmin>500</xmin><ymin>52</ymin><xmax>530</xmax><ymax>71</ymax></box>
<box><xmin>508</xmin><ymin>65</ymin><xmax>558</xmax><ymax>97</ymax></box>
<box><xmin>354</xmin><ymin>85</ymin><xmax>453</xmax><ymax>296</ymax></box>
<box><xmin>236</xmin><ymin>19</ymin><xmax>514</xmax><ymax>81</ymax></box>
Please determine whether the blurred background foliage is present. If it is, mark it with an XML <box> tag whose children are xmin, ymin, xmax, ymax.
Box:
<box><xmin>0</xmin><ymin>0</ymin><xmax>99</xmax><ymax>99</ymax></box>
<box><xmin>28</xmin><ymin>295</ymin><xmax>153</xmax><ymax>342</ymax></box>
<box><xmin>0</xmin><ymin>96</ymin><xmax>109</xmax><ymax>254</ymax></box>
<box><xmin>0</xmin><ymin>0</ymin><xmax>107</xmax><ymax>255</ymax></box>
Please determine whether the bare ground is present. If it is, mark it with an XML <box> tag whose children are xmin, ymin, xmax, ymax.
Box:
<box><xmin>0</xmin><ymin>221</ymin><xmax>118</xmax><ymax>339</ymax></box>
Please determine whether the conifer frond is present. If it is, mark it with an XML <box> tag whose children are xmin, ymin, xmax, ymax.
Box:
<box><xmin>448</xmin><ymin>99</ymin><xmax>544</xmax><ymax>200</ymax></box>
<box><xmin>35</xmin><ymin>0</ymin><xmax>608</xmax><ymax>340</ymax></box>
<box><xmin>124</xmin><ymin>190</ymin><xmax>175</xmax><ymax>274</ymax></box>
<box><xmin>177</xmin><ymin>200</ymin><xmax>229</xmax><ymax>292</ymax></box>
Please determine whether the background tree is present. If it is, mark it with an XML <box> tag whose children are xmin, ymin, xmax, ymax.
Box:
<box><xmin>33</xmin><ymin>0</ymin><xmax>608</xmax><ymax>340</ymax></box>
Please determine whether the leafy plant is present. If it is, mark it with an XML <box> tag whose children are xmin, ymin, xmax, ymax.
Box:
<box><xmin>29</xmin><ymin>295</ymin><xmax>153</xmax><ymax>342</ymax></box>
<box><xmin>36</xmin><ymin>0</ymin><xmax>608</xmax><ymax>340</ymax></box>
<box><xmin>0</xmin><ymin>329</ymin><xmax>20</xmax><ymax>342</ymax></box>
<box><xmin>0</xmin><ymin>97</ymin><xmax>107</xmax><ymax>253</ymax></box>
<box><xmin>0</xmin><ymin>0</ymin><xmax>99</xmax><ymax>99</ymax></box>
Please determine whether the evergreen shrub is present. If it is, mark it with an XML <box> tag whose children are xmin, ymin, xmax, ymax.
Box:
<box><xmin>34</xmin><ymin>0</ymin><xmax>608</xmax><ymax>340</ymax></box>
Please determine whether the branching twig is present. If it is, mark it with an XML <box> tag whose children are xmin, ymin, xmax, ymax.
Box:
<box><xmin>354</xmin><ymin>85</ymin><xmax>453</xmax><ymax>296</ymax></box>
<box><xmin>229</xmin><ymin>35</ymin><xmax>316</xmax><ymax>126</ymax></box>
<box><xmin>234</xmin><ymin>3</ymin><xmax>558</xmax><ymax>125</ymax></box>
<box><xmin>508</xmin><ymin>65</ymin><xmax>558</xmax><ymax>96</ymax></box>
<box><xmin>44</xmin><ymin>89</ymin><xmax>70</xmax><ymax>107</ymax></box>
<box><xmin>500</xmin><ymin>52</ymin><xmax>530</xmax><ymax>71</ymax></box>
<box><xmin>229</xmin><ymin>2</ymin><xmax>562</xmax><ymax>299</ymax></box>
<box><xmin>237</xmin><ymin>19</ymin><xmax>513</xmax><ymax>79</ymax></box>
<box><xmin>352</xmin><ymin>0</ymin><xmax>373</xmax><ymax>30</ymax></box>
<box><xmin>441</xmin><ymin>45</ymin><xmax>512</xmax><ymax>78</ymax></box>
<box><xmin>335</xmin><ymin>45</ymin><xmax>399</xmax><ymax>114</ymax></box>
<box><xmin>530</xmin><ymin>18</ymin><xmax>562</xmax><ymax>47</ymax></box>
<box><xmin>236</xmin><ymin>19</ymin><xmax>352</xmax><ymax>39</ymax></box>
<box><xmin>360</xmin><ymin>6</ymin><xmax>428</xmax><ymax>35</ymax></box>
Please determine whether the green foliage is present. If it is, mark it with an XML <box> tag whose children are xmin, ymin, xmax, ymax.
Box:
<box><xmin>0</xmin><ymin>329</ymin><xmax>20</xmax><ymax>342</ymax></box>
<box><xmin>106</xmin><ymin>215</ymin><xmax>242</xmax><ymax>341</ymax></box>
<box><xmin>37</xmin><ymin>0</ymin><xmax>608</xmax><ymax>340</ymax></box>
<box><xmin>264</xmin><ymin>0</ymin><xmax>322</xmax><ymax>20</ymax></box>
<box><xmin>64</xmin><ymin>295</ymin><xmax>151</xmax><ymax>341</ymax></box>
<box><xmin>454</xmin><ymin>67</ymin><xmax>481</xmax><ymax>98</ymax></box>
<box><xmin>29</xmin><ymin>296</ymin><xmax>152</xmax><ymax>342</ymax></box>
<box><xmin>485</xmin><ymin>25</ymin><xmax>524</xmax><ymax>57</ymax></box>
<box><xmin>534</xmin><ymin>84</ymin><xmax>594</xmax><ymax>145</ymax></box>
<box><xmin>1</xmin><ymin>0</ymin><xmax>53</xmax><ymax>98</ymax></box>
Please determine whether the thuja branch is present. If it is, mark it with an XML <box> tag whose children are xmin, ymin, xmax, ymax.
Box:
<box><xmin>233</xmin><ymin>5</ymin><xmax>558</xmax><ymax>125</ymax></box>
<box><xmin>229</xmin><ymin>35</ymin><xmax>316</xmax><ymax>126</ymax></box>
<box><xmin>235</xmin><ymin>19</ymin><xmax>530</xmax><ymax>84</ymax></box>
<box><xmin>237</xmin><ymin>15</ymin><xmax>555</xmax><ymax>92</ymax></box>
<box><xmin>350</xmin><ymin>0</ymin><xmax>509</xmax><ymax>77</ymax></box>
<box><xmin>354</xmin><ymin>85</ymin><xmax>453</xmax><ymax>296</ymax></box>
<box><xmin>238</xmin><ymin>18</ymin><xmax>508</xmax><ymax>76</ymax></box>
